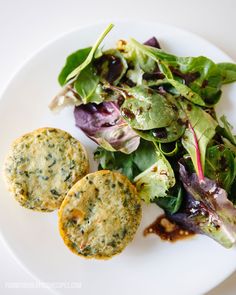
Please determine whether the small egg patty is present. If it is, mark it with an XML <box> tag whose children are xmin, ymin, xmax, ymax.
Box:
<box><xmin>58</xmin><ymin>170</ymin><xmax>142</xmax><ymax>259</ymax></box>
<box><xmin>4</xmin><ymin>127</ymin><xmax>89</xmax><ymax>212</ymax></box>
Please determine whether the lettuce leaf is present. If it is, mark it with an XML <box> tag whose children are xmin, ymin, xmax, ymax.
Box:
<box><xmin>176</xmin><ymin>161</ymin><xmax>236</xmax><ymax>248</ymax></box>
<box><xmin>74</xmin><ymin>101</ymin><xmax>140</xmax><ymax>154</ymax></box>
<box><xmin>134</xmin><ymin>145</ymin><xmax>175</xmax><ymax>203</ymax></box>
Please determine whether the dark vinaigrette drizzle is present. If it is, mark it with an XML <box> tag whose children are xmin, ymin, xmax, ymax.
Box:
<box><xmin>144</xmin><ymin>214</ymin><xmax>195</xmax><ymax>242</ymax></box>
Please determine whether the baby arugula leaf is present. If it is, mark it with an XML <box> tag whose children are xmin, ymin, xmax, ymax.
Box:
<box><xmin>66</xmin><ymin>23</ymin><xmax>114</xmax><ymax>82</ymax></box>
<box><xmin>179</xmin><ymin>99</ymin><xmax>217</xmax><ymax>178</ymax></box>
<box><xmin>217</xmin><ymin>63</ymin><xmax>236</xmax><ymax>84</ymax></box>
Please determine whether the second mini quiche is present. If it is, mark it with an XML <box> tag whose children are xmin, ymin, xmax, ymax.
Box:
<box><xmin>59</xmin><ymin>170</ymin><xmax>142</xmax><ymax>259</ymax></box>
<box><xmin>4</xmin><ymin>127</ymin><xmax>89</xmax><ymax>212</ymax></box>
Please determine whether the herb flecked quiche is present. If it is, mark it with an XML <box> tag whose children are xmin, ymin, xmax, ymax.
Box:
<box><xmin>4</xmin><ymin>127</ymin><xmax>89</xmax><ymax>212</ymax></box>
<box><xmin>58</xmin><ymin>170</ymin><xmax>142</xmax><ymax>259</ymax></box>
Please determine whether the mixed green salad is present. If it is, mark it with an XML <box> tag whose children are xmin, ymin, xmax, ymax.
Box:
<box><xmin>50</xmin><ymin>24</ymin><xmax>236</xmax><ymax>248</ymax></box>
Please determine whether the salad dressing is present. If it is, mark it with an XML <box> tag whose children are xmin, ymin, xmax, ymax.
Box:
<box><xmin>144</xmin><ymin>215</ymin><xmax>195</xmax><ymax>242</ymax></box>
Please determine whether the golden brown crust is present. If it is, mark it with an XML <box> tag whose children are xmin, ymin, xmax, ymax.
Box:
<box><xmin>4</xmin><ymin>127</ymin><xmax>89</xmax><ymax>212</ymax></box>
<box><xmin>58</xmin><ymin>170</ymin><xmax>142</xmax><ymax>259</ymax></box>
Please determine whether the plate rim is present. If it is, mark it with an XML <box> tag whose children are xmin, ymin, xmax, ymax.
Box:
<box><xmin>0</xmin><ymin>20</ymin><xmax>235</xmax><ymax>295</ymax></box>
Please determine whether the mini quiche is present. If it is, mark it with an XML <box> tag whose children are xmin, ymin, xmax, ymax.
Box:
<box><xmin>4</xmin><ymin>127</ymin><xmax>89</xmax><ymax>212</ymax></box>
<box><xmin>58</xmin><ymin>170</ymin><xmax>142</xmax><ymax>259</ymax></box>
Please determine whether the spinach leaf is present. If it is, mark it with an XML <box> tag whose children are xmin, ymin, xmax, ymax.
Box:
<box><xmin>66</xmin><ymin>23</ymin><xmax>114</xmax><ymax>82</ymax></box>
<box><xmin>58</xmin><ymin>47</ymin><xmax>91</xmax><ymax>86</ymax></box>
<box><xmin>217</xmin><ymin>63</ymin><xmax>236</xmax><ymax>84</ymax></box>
<box><xmin>94</xmin><ymin>139</ymin><xmax>156</xmax><ymax>180</ymax></box>
<box><xmin>170</xmin><ymin>56</ymin><xmax>222</xmax><ymax>106</ymax></box>
<box><xmin>51</xmin><ymin>24</ymin><xmax>114</xmax><ymax>111</ymax></box>
<box><xmin>134</xmin><ymin>119</ymin><xmax>186</xmax><ymax>143</ymax></box>
<box><xmin>179</xmin><ymin>99</ymin><xmax>217</xmax><ymax>176</ymax></box>
<box><xmin>94</xmin><ymin>147</ymin><xmax>139</xmax><ymax>180</ymax></box>
<box><xmin>167</xmin><ymin>78</ymin><xmax>208</xmax><ymax>106</ymax></box>
<box><xmin>205</xmin><ymin>145</ymin><xmax>236</xmax><ymax>191</ymax></box>
<box><xmin>120</xmin><ymin>86</ymin><xmax>177</xmax><ymax>130</ymax></box>
<box><xmin>154</xmin><ymin>183</ymin><xmax>183</xmax><ymax>214</ymax></box>
<box><xmin>134</xmin><ymin>144</ymin><xmax>175</xmax><ymax>203</ymax></box>
<box><xmin>74</xmin><ymin>64</ymin><xmax>102</xmax><ymax>104</ymax></box>
<box><xmin>133</xmin><ymin>94</ymin><xmax>186</xmax><ymax>143</ymax></box>
<box><xmin>129</xmin><ymin>38</ymin><xmax>223</xmax><ymax>106</ymax></box>
<box><xmin>132</xmin><ymin>140</ymin><xmax>157</xmax><ymax>171</ymax></box>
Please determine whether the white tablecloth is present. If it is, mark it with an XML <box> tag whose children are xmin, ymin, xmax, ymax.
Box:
<box><xmin>0</xmin><ymin>0</ymin><xmax>235</xmax><ymax>294</ymax></box>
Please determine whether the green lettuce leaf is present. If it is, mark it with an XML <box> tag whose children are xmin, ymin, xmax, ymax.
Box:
<box><xmin>134</xmin><ymin>145</ymin><xmax>175</xmax><ymax>203</ymax></box>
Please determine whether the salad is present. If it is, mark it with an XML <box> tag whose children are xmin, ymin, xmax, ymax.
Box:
<box><xmin>50</xmin><ymin>23</ymin><xmax>236</xmax><ymax>248</ymax></box>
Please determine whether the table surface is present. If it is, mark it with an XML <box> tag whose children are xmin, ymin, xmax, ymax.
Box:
<box><xmin>0</xmin><ymin>0</ymin><xmax>236</xmax><ymax>294</ymax></box>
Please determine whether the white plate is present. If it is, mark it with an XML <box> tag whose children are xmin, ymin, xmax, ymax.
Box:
<box><xmin>0</xmin><ymin>21</ymin><xmax>236</xmax><ymax>295</ymax></box>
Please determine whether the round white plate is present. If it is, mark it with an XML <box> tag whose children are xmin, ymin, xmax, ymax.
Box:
<box><xmin>0</xmin><ymin>21</ymin><xmax>236</xmax><ymax>295</ymax></box>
